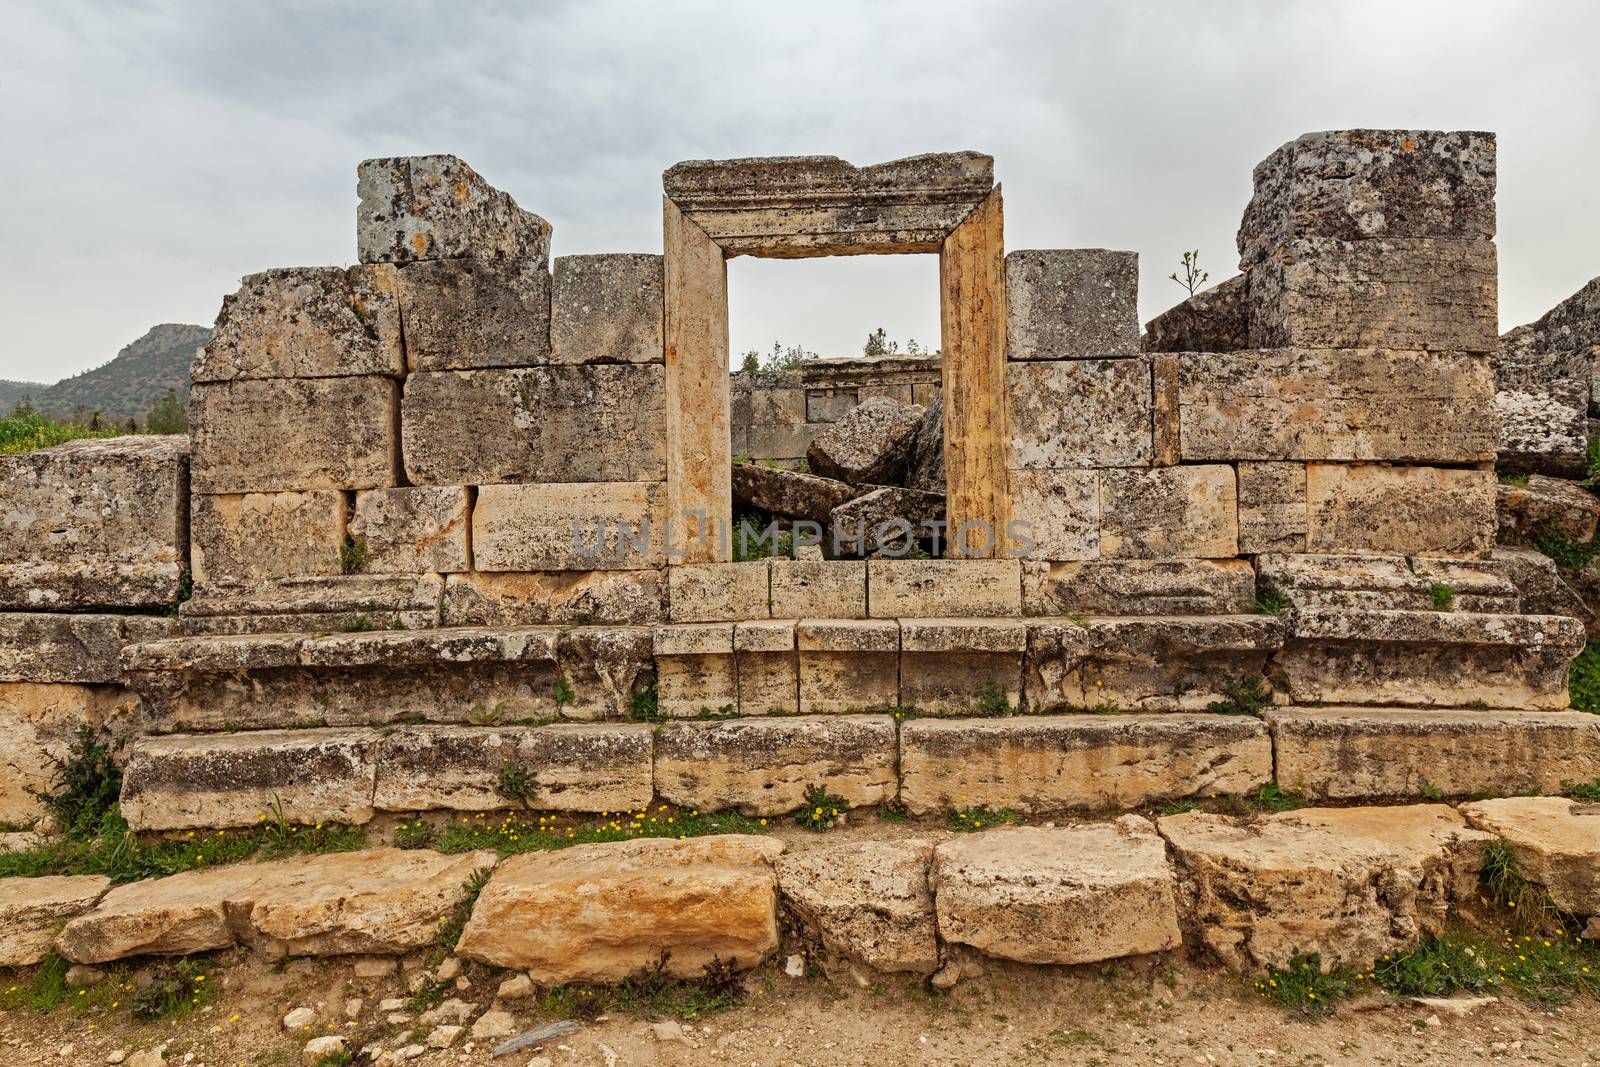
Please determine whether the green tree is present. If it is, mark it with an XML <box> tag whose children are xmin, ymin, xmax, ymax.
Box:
<box><xmin>142</xmin><ymin>389</ymin><xmax>188</xmax><ymax>434</ymax></box>
<box><xmin>863</xmin><ymin>327</ymin><xmax>899</xmax><ymax>356</ymax></box>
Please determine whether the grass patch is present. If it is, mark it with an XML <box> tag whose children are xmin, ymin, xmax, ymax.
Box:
<box><xmin>1571</xmin><ymin>641</ymin><xmax>1600</xmax><ymax>714</ymax></box>
<box><xmin>434</xmin><ymin>804</ymin><xmax>766</xmax><ymax>857</ymax></box>
<box><xmin>0</xmin><ymin>414</ymin><xmax>122</xmax><ymax>455</ymax></box>
<box><xmin>1562</xmin><ymin>778</ymin><xmax>1600</xmax><ymax>802</ymax></box>
<box><xmin>971</xmin><ymin>681</ymin><xmax>1016</xmax><ymax>717</ymax></box>
<box><xmin>131</xmin><ymin>956</ymin><xmax>218</xmax><ymax>1020</ymax></box>
<box><xmin>1252</xmin><ymin>951</ymin><xmax>1350</xmax><ymax>1016</ymax></box>
<box><xmin>1483</xmin><ymin>839</ymin><xmax>1567</xmax><ymax>933</ymax></box>
<box><xmin>338</xmin><ymin>535</ymin><xmax>369</xmax><ymax>574</ymax></box>
<box><xmin>629</xmin><ymin>684</ymin><xmax>660</xmax><ymax>723</ymax></box>
<box><xmin>946</xmin><ymin>804</ymin><xmax>1022</xmax><ymax>833</ymax></box>
<box><xmin>1158</xmin><ymin>783</ymin><xmax>1309</xmax><ymax>817</ymax></box>
<box><xmin>393</xmin><ymin>819</ymin><xmax>436</xmax><ymax>850</ymax></box>
<box><xmin>1427</xmin><ymin>582</ymin><xmax>1455</xmax><ymax>611</ymax></box>
<box><xmin>1206</xmin><ymin>675</ymin><xmax>1271</xmax><ymax>717</ymax></box>
<box><xmin>546</xmin><ymin>953</ymin><xmax>744</xmax><ymax>1022</ymax></box>
<box><xmin>1532</xmin><ymin>520</ymin><xmax>1600</xmax><ymax>571</ymax></box>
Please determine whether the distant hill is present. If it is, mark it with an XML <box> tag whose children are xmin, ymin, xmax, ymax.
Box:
<box><xmin>17</xmin><ymin>324</ymin><xmax>211</xmax><ymax>423</ymax></box>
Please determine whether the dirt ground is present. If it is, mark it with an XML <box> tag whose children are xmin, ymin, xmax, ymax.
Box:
<box><xmin>2</xmin><ymin>949</ymin><xmax>1596</xmax><ymax>1067</ymax></box>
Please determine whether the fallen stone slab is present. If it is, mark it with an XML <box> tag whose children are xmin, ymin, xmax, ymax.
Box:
<box><xmin>120</xmin><ymin>729</ymin><xmax>379</xmax><ymax>831</ymax></box>
<box><xmin>774</xmin><ymin>839</ymin><xmax>939</xmax><ymax>975</ymax></box>
<box><xmin>932</xmin><ymin>819</ymin><xmax>1181</xmax><ymax>965</ymax></box>
<box><xmin>899</xmin><ymin>713</ymin><xmax>1270</xmax><ymax>815</ymax></box>
<box><xmin>1496</xmin><ymin>474</ymin><xmax>1600</xmax><ymax>545</ymax></box>
<box><xmin>454</xmin><ymin>835</ymin><xmax>783</xmax><ymax>983</ymax></box>
<box><xmin>829</xmin><ymin>486</ymin><xmax>944</xmax><ymax>556</ymax></box>
<box><xmin>1459</xmin><ymin>797</ymin><xmax>1600</xmax><ymax>922</ymax></box>
<box><xmin>731</xmin><ymin>462</ymin><xmax>859</xmax><ymax>524</ymax></box>
<box><xmin>0</xmin><ymin>875</ymin><xmax>110</xmax><ymax>966</ymax></box>
<box><xmin>905</xmin><ymin>397</ymin><xmax>944</xmax><ymax>493</ymax></box>
<box><xmin>1267</xmin><ymin>708</ymin><xmax>1600</xmax><ymax>799</ymax></box>
<box><xmin>805</xmin><ymin>397</ymin><xmax>924</xmax><ymax>486</ymax></box>
<box><xmin>56</xmin><ymin>848</ymin><xmax>496</xmax><ymax>963</ymax></box>
<box><xmin>654</xmin><ymin>715</ymin><xmax>896</xmax><ymax>816</ymax></box>
<box><xmin>357</xmin><ymin>154</ymin><xmax>551</xmax><ymax>264</ymax></box>
<box><xmin>1157</xmin><ymin>804</ymin><xmax>1492</xmax><ymax>970</ymax></box>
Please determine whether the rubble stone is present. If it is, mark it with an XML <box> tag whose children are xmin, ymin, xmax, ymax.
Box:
<box><xmin>357</xmin><ymin>154</ymin><xmax>552</xmax><ymax>264</ymax></box>
<box><xmin>472</xmin><ymin>482</ymin><xmax>666</xmax><ymax>571</ymax></box>
<box><xmin>1142</xmin><ymin>273</ymin><xmax>1250</xmax><ymax>352</ymax></box>
<box><xmin>828</xmin><ymin>487</ymin><xmax>945</xmax><ymax>556</ymax></box>
<box><xmin>1099</xmin><ymin>465</ymin><xmax>1237</xmax><ymax>558</ymax></box>
<box><xmin>190</xmin><ymin>491</ymin><xmax>347</xmax><ymax>582</ymax></box>
<box><xmin>905</xmin><ymin>396</ymin><xmax>945</xmax><ymax>493</ymax></box>
<box><xmin>775</xmin><ymin>840</ymin><xmax>939</xmax><ymax>975</ymax></box>
<box><xmin>1305</xmin><ymin>464</ymin><xmax>1494</xmax><ymax>557</ymax></box>
<box><xmin>805</xmin><ymin>397</ymin><xmax>924</xmax><ymax>485</ymax></box>
<box><xmin>349</xmin><ymin>487</ymin><xmax>471</xmax><ymax>574</ymax></box>
<box><xmin>0</xmin><ymin>875</ymin><xmax>110</xmax><ymax>966</ymax></box>
<box><xmin>550</xmin><ymin>254</ymin><xmax>664</xmax><ymax>364</ymax></box>
<box><xmin>1459</xmin><ymin>797</ymin><xmax>1600</xmax><ymax>920</ymax></box>
<box><xmin>395</xmin><ymin>258</ymin><xmax>552</xmax><ymax>371</ymax></box>
<box><xmin>1007</xmin><ymin>358</ymin><xmax>1152</xmax><ymax>468</ymax></box>
<box><xmin>1004</xmin><ymin>249</ymin><xmax>1140</xmax><ymax>360</ymax></box>
<box><xmin>731</xmin><ymin>462</ymin><xmax>859</xmax><ymax>523</ymax></box>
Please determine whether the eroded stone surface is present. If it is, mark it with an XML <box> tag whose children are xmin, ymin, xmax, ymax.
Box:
<box><xmin>731</xmin><ymin>462</ymin><xmax>859</xmax><ymax>524</ymax></box>
<box><xmin>1007</xmin><ymin>469</ymin><xmax>1099</xmax><ymax>561</ymax></box>
<box><xmin>349</xmin><ymin>487</ymin><xmax>471</xmax><ymax>574</ymax></box>
<box><xmin>550</xmin><ymin>254</ymin><xmax>663</xmax><ymax>364</ymax></box>
<box><xmin>771</xmin><ymin>560</ymin><xmax>866</xmax><ymax>619</ymax></box>
<box><xmin>472</xmin><ymin>482</ymin><xmax>666</xmax><ymax>571</ymax></box>
<box><xmin>1007</xmin><ymin>358</ymin><xmax>1152</xmax><ymax>468</ymax></box>
<box><xmin>829</xmin><ymin>487</ymin><xmax>945</xmax><ymax>557</ymax></box>
<box><xmin>667</xmin><ymin>562</ymin><xmax>771</xmax><ymax>623</ymax></box>
<box><xmin>1257</xmin><ymin>553</ymin><xmax>1519</xmax><ymax>613</ymax></box>
<box><xmin>1236</xmin><ymin>461</ymin><xmax>1309</xmax><ymax>553</ymax></box>
<box><xmin>0</xmin><ymin>875</ymin><xmax>109</xmax><ymax>966</ymax></box>
<box><xmin>1496</xmin><ymin>474</ymin><xmax>1600</xmax><ymax>545</ymax></box>
<box><xmin>1005</xmin><ymin>249</ymin><xmax>1140</xmax><ymax>360</ymax></box>
<box><xmin>191</xmin><ymin>492</ymin><xmax>347</xmax><ymax>582</ymax></box>
<box><xmin>775</xmin><ymin>839</ymin><xmax>938</xmax><ymax>975</ymax></box>
<box><xmin>0</xmin><ymin>614</ymin><xmax>126</xmax><ymax>683</ymax></box>
<box><xmin>395</xmin><ymin>258</ymin><xmax>551</xmax><ymax>371</ymax></box>
<box><xmin>1021</xmin><ymin>559</ymin><xmax>1255</xmax><ymax>616</ymax></box>
<box><xmin>806</xmin><ymin>398</ymin><xmax>924</xmax><ymax>486</ymax></box>
<box><xmin>1459</xmin><ymin>797</ymin><xmax>1600</xmax><ymax>919</ymax></box>
<box><xmin>440</xmin><ymin>571</ymin><xmax>663</xmax><ymax>626</ymax></box>
<box><xmin>867</xmin><ymin>559</ymin><xmax>1021</xmax><ymax>618</ymax></box>
<box><xmin>357</xmin><ymin>154</ymin><xmax>551</xmax><ymax>264</ymax></box>
<box><xmin>1305</xmin><ymin>464</ymin><xmax>1494</xmax><ymax>557</ymax></box>
<box><xmin>1099</xmin><ymin>466</ymin><xmax>1237</xmax><ymax>559</ymax></box>
<box><xmin>0</xmin><ymin>683</ymin><xmax>139</xmax><ymax>824</ymax></box>
<box><xmin>1143</xmin><ymin>273</ymin><xmax>1250</xmax><ymax>353</ymax></box>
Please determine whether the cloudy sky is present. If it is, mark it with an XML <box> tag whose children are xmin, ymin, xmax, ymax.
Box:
<box><xmin>3</xmin><ymin>0</ymin><xmax>1598</xmax><ymax>381</ymax></box>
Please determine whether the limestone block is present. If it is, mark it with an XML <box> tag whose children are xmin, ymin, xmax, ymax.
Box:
<box><xmin>900</xmin><ymin>713</ymin><xmax>1270</xmax><ymax>814</ymax></box>
<box><xmin>1007</xmin><ymin>358</ymin><xmax>1152</xmax><ymax>468</ymax></box>
<box><xmin>1238</xmin><ymin>130</ymin><xmax>1497</xmax><ymax>268</ymax></box>
<box><xmin>1494</xmin><ymin>547</ymin><xmax>1589</xmax><ymax>621</ymax></box>
<box><xmin>1237</xmin><ymin>461</ymin><xmax>1308</xmax><ymax>553</ymax></box>
<box><xmin>866</xmin><ymin>559</ymin><xmax>1021</xmax><ymax>618</ymax></box>
<box><xmin>357</xmin><ymin>154</ymin><xmax>551</xmax><ymax>264</ymax></box>
<box><xmin>932</xmin><ymin>820</ymin><xmax>1181</xmax><ymax>965</ymax></box>
<box><xmin>775</xmin><ymin>839</ymin><xmax>938</xmax><ymax>975</ymax></box>
<box><xmin>298</xmin><ymin>626</ymin><xmax>560</xmax><ymax>668</ymax></box>
<box><xmin>119</xmin><ymin>728</ymin><xmax>379</xmax><ymax>831</ymax></box>
<box><xmin>796</xmin><ymin>620</ymin><xmax>899</xmax><ymax>714</ymax></box>
<box><xmin>556</xmin><ymin>626</ymin><xmax>654</xmax><ymax>720</ymax></box>
<box><xmin>395</xmin><ymin>257</ymin><xmax>551</xmax><ymax>371</ymax></box>
<box><xmin>898</xmin><ymin>619</ymin><xmax>1025</xmax><ymax>714</ymax></box>
<box><xmin>194</xmin><ymin>265</ymin><xmax>404</xmax><ymax>382</ymax></box>
<box><xmin>1099</xmin><ymin>466</ymin><xmax>1237</xmax><ymax>559</ymax></box>
<box><xmin>189</xmin><ymin>377</ymin><xmax>399</xmax><ymax>493</ymax></box>
<box><xmin>0</xmin><ymin>614</ymin><xmax>125</xmax><ymax>683</ymax></box>
<box><xmin>123</xmin><ymin>632</ymin><xmax>307</xmax><ymax>672</ymax></box>
<box><xmin>1143</xmin><ymin>273</ymin><xmax>1250</xmax><ymax>353</ymax></box>
<box><xmin>550</xmin><ymin>254</ymin><xmax>664</xmax><ymax>364</ymax></box>
<box><xmin>401</xmin><ymin>366</ymin><xmax>665</xmax><ymax>485</ymax></box>
<box><xmin>472</xmin><ymin>482</ymin><xmax>666</xmax><ymax>571</ymax></box>
<box><xmin>183</xmin><ymin>573</ymin><xmax>444</xmax><ymax>620</ymax></box>
<box><xmin>1004</xmin><ymin>249</ymin><xmax>1140</xmax><ymax>360</ymax></box>
<box><xmin>373</xmin><ymin>724</ymin><xmax>653</xmax><ymax>812</ymax></box>
<box><xmin>190</xmin><ymin>491</ymin><xmax>347</xmax><ymax>582</ymax></box>
<box><xmin>663</xmin><ymin>151</ymin><xmax>993</xmax><ymax>256</ymax></box>
<box><xmin>1496</xmin><ymin>474</ymin><xmax>1600</xmax><ymax>544</ymax></box>
<box><xmin>455</xmin><ymin>835</ymin><xmax>782</xmax><ymax>983</ymax></box>
<box><xmin>1459</xmin><ymin>797</ymin><xmax>1600</xmax><ymax>920</ymax></box>
<box><xmin>1157</xmin><ymin>805</ymin><xmax>1492</xmax><ymax>970</ymax></box>
<box><xmin>1257</xmin><ymin>553</ymin><xmax>1519</xmax><ymax>613</ymax></box>
<box><xmin>771</xmin><ymin>560</ymin><xmax>866</xmax><ymax>619</ymax></box>
<box><xmin>1305</xmin><ymin>464</ymin><xmax>1494</xmax><ymax>557</ymax></box>
<box><xmin>734</xmin><ymin>620</ymin><xmax>797</xmax><ymax>715</ymax></box>
<box><xmin>654</xmin><ymin>623</ymin><xmax>737</xmax><ymax>717</ymax></box>
<box><xmin>1021</xmin><ymin>559</ymin><xmax>1256</xmax><ymax>616</ymax></box>
<box><xmin>0</xmin><ymin>684</ymin><xmax>139</xmax><ymax>825</ymax></box>
<box><xmin>440</xmin><ymin>571</ymin><xmax>663</xmax><ymax>626</ymax></box>
<box><xmin>1268</xmin><ymin>708</ymin><xmax>1600</xmax><ymax>799</ymax></box>
<box><xmin>0</xmin><ymin>875</ymin><xmax>109</xmax><ymax>967</ymax></box>
<box><xmin>828</xmin><ymin>487</ymin><xmax>945</xmax><ymax>557</ymax></box>
<box><xmin>348</xmin><ymin>487</ymin><xmax>471</xmax><ymax>574</ymax></box>
<box><xmin>732</xmin><ymin>462</ymin><xmax>859</xmax><ymax>524</ymax></box>
<box><xmin>805</xmin><ymin>397</ymin><xmax>924</xmax><ymax>486</ymax></box>
<box><xmin>1006</xmin><ymin>469</ymin><xmax>1099</xmax><ymax>561</ymax></box>
<box><xmin>667</xmin><ymin>562</ymin><xmax>771</xmax><ymax>622</ymax></box>
<box><xmin>0</xmin><ymin>435</ymin><xmax>188</xmax><ymax>609</ymax></box>
<box><xmin>1494</xmin><ymin>382</ymin><xmax>1589</xmax><ymax>477</ymax></box>
<box><xmin>55</xmin><ymin>862</ymin><xmax>268</xmax><ymax>962</ymax></box>
<box><xmin>1174</xmin><ymin>349</ymin><xmax>1495</xmax><ymax>462</ymax></box>
<box><xmin>654</xmin><ymin>715</ymin><xmax>896</xmax><ymax>815</ymax></box>
<box><xmin>1249</xmin><ymin>237</ymin><xmax>1497</xmax><ymax>353</ymax></box>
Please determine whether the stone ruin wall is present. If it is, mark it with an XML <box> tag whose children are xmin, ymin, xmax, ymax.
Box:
<box><xmin>1</xmin><ymin>129</ymin><xmax>1596</xmax><ymax>838</ymax></box>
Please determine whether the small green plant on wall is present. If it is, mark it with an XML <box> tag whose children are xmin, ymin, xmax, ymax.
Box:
<box><xmin>796</xmin><ymin>785</ymin><xmax>848</xmax><ymax>831</ymax></box>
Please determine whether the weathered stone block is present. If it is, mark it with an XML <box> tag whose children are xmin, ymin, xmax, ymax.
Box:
<box><xmin>806</xmin><ymin>397</ymin><xmax>923</xmax><ymax>486</ymax></box>
<box><xmin>898</xmin><ymin>619</ymin><xmax>1025</xmax><ymax>714</ymax></box>
<box><xmin>1495</xmin><ymin>381</ymin><xmax>1590</xmax><ymax>477</ymax></box>
<box><xmin>828</xmin><ymin>486</ymin><xmax>944</xmax><ymax>557</ymax></box>
<box><xmin>348</xmin><ymin>487</ymin><xmax>470</xmax><ymax>574</ymax></box>
<box><xmin>0</xmin><ymin>683</ymin><xmax>139</xmax><ymax>824</ymax></box>
<box><xmin>1257</xmin><ymin>553</ymin><xmax>1518</xmax><ymax>613</ymax></box>
<box><xmin>556</xmin><ymin>626</ymin><xmax>655</xmax><ymax>720</ymax></box>
<box><xmin>1158</xmin><ymin>805</ymin><xmax>1491</xmax><ymax>970</ymax></box>
<box><xmin>656</xmin><ymin>715</ymin><xmax>896</xmax><ymax>815</ymax></box>
<box><xmin>400</xmin><ymin>366</ymin><xmax>665</xmax><ymax>485</ymax></box>
<box><xmin>194</xmin><ymin>266</ymin><xmax>404</xmax><ymax>382</ymax></box>
<box><xmin>190</xmin><ymin>377</ymin><xmax>399</xmax><ymax>493</ymax></box>
<box><xmin>901</xmin><ymin>714</ymin><xmax>1270</xmax><ymax>814</ymax></box>
<box><xmin>0</xmin><ymin>875</ymin><xmax>109</xmax><ymax>967</ymax></box>
<box><xmin>119</xmin><ymin>728</ymin><xmax>379</xmax><ymax>831</ymax></box>
<box><xmin>1099</xmin><ymin>465</ymin><xmax>1237</xmax><ymax>559</ymax></box>
<box><xmin>1006</xmin><ymin>469</ymin><xmax>1099</xmax><ymax>560</ymax></box>
<box><xmin>472</xmin><ymin>482</ymin><xmax>666</xmax><ymax>571</ymax></box>
<box><xmin>1496</xmin><ymin>473</ymin><xmax>1600</xmax><ymax>544</ymax></box>
<box><xmin>1005</xmin><ymin>249</ymin><xmax>1140</xmax><ymax>360</ymax></box>
<box><xmin>183</xmin><ymin>573</ymin><xmax>444</xmax><ymax>619</ymax></box>
<box><xmin>796</xmin><ymin>620</ymin><xmax>898</xmax><ymax>714</ymax></box>
<box><xmin>190</xmin><ymin>491</ymin><xmax>347</xmax><ymax>582</ymax></box>
<box><xmin>775</xmin><ymin>839</ymin><xmax>938</xmax><ymax>975</ymax></box>
<box><xmin>654</xmin><ymin>623</ymin><xmax>737</xmax><ymax>717</ymax></box>
<box><xmin>1305</xmin><ymin>464</ymin><xmax>1494</xmax><ymax>557</ymax></box>
<box><xmin>357</xmin><ymin>154</ymin><xmax>551</xmax><ymax>264</ymax></box>
<box><xmin>0</xmin><ymin>614</ymin><xmax>125</xmax><ymax>683</ymax></box>
<box><xmin>771</xmin><ymin>560</ymin><xmax>866</xmax><ymax>618</ymax></box>
<box><xmin>298</xmin><ymin>626</ymin><xmax>560</xmax><ymax>668</ymax></box>
<box><xmin>1237</xmin><ymin>461</ymin><xmax>1308</xmax><ymax>553</ymax></box>
<box><xmin>906</xmin><ymin>397</ymin><xmax>945</xmax><ymax>492</ymax></box>
<box><xmin>1267</xmin><ymin>708</ymin><xmax>1600</xmax><ymax>799</ymax></box>
<box><xmin>668</xmin><ymin>562</ymin><xmax>770</xmax><ymax>623</ymax></box>
<box><xmin>1238</xmin><ymin>130</ymin><xmax>1497</xmax><ymax>268</ymax></box>
<box><xmin>440</xmin><ymin>571</ymin><xmax>662</xmax><ymax>626</ymax></box>
<box><xmin>1021</xmin><ymin>558</ymin><xmax>1256</xmax><ymax>616</ymax></box>
<box><xmin>866</xmin><ymin>559</ymin><xmax>1021</xmax><ymax>618</ymax></box>
<box><xmin>395</xmin><ymin>258</ymin><xmax>551</xmax><ymax>371</ymax></box>
<box><xmin>732</xmin><ymin>462</ymin><xmax>858</xmax><ymax>524</ymax></box>
<box><xmin>1007</xmin><ymin>358</ymin><xmax>1151</xmax><ymax>468</ymax></box>
<box><xmin>734</xmin><ymin>620</ymin><xmax>798</xmax><ymax>714</ymax></box>
<box><xmin>1460</xmin><ymin>798</ymin><xmax>1600</xmax><ymax>922</ymax></box>
<box><xmin>0</xmin><ymin>435</ymin><xmax>188</xmax><ymax>609</ymax></box>
<box><xmin>1173</xmin><ymin>349</ymin><xmax>1495</xmax><ymax>462</ymax></box>
<box><xmin>1143</xmin><ymin>272</ymin><xmax>1250</xmax><ymax>353</ymax></box>
<box><xmin>1249</xmin><ymin>237</ymin><xmax>1497</xmax><ymax>353</ymax></box>
<box><xmin>455</xmin><ymin>836</ymin><xmax>782</xmax><ymax>983</ymax></box>
<box><xmin>550</xmin><ymin>254</ymin><xmax>663</xmax><ymax>364</ymax></box>
<box><xmin>933</xmin><ymin>820</ymin><xmax>1181</xmax><ymax>965</ymax></box>
<box><xmin>373</xmin><ymin>724</ymin><xmax>653</xmax><ymax>812</ymax></box>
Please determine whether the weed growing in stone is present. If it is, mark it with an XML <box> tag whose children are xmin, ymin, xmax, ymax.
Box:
<box><xmin>338</xmin><ymin>535</ymin><xmax>369</xmax><ymax>574</ymax></box>
<box><xmin>1252</xmin><ymin>951</ymin><xmax>1348</xmax><ymax>1015</ymax></box>
<box><xmin>1252</xmin><ymin>588</ymin><xmax>1288</xmax><ymax>616</ymax></box>
<box><xmin>554</xmin><ymin>673</ymin><xmax>576</xmax><ymax>712</ymax></box>
<box><xmin>1532</xmin><ymin>520</ymin><xmax>1600</xmax><ymax>571</ymax></box>
<box><xmin>972</xmin><ymin>681</ymin><xmax>1015</xmax><ymax>717</ymax></box>
<box><xmin>496</xmin><ymin>761</ymin><xmax>538</xmax><ymax>809</ymax></box>
<box><xmin>629</xmin><ymin>684</ymin><xmax>660</xmax><ymax>723</ymax></box>
<box><xmin>1206</xmin><ymin>675</ymin><xmax>1271</xmax><ymax>717</ymax></box>
<box><xmin>546</xmin><ymin>952</ymin><xmax>744</xmax><ymax>1022</ymax></box>
<box><xmin>433</xmin><ymin>867</ymin><xmax>492</xmax><ymax>961</ymax></box>
<box><xmin>1483</xmin><ymin>840</ymin><xmax>1567</xmax><ymax>933</ymax></box>
<box><xmin>1159</xmin><ymin>783</ymin><xmax>1308</xmax><ymax>817</ymax></box>
<box><xmin>28</xmin><ymin>725</ymin><xmax>122</xmax><ymax>837</ymax></box>
<box><xmin>796</xmin><ymin>785</ymin><xmax>849</xmax><ymax>831</ymax></box>
<box><xmin>1570</xmin><ymin>641</ymin><xmax>1600</xmax><ymax>714</ymax></box>
<box><xmin>946</xmin><ymin>804</ymin><xmax>1022</xmax><ymax>833</ymax></box>
<box><xmin>131</xmin><ymin>957</ymin><xmax>217</xmax><ymax>1020</ymax></box>
<box><xmin>434</xmin><ymin>805</ymin><xmax>765</xmax><ymax>857</ymax></box>
<box><xmin>393</xmin><ymin>819</ymin><xmax>436</xmax><ymax>850</ymax></box>
<box><xmin>1563</xmin><ymin>778</ymin><xmax>1600</xmax><ymax>801</ymax></box>
<box><xmin>1427</xmin><ymin>582</ymin><xmax>1456</xmax><ymax>611</ymax></box>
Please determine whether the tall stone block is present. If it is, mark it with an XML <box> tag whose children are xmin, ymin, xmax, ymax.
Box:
<box><xmin>1007</xmin><ymin>358</ymin><xmax>1152</xmax><ymax>468</ymax></box>
<box><xmin>189</xmin><ymin>377</ymin><xmax>399</xmax><ymax>494</ymax></box>
<box><xmin>193</xmin><ymin>266</ymin><xmax>404</xmax><ymax>382</ymax></box>
<box><xmin>550</xmin><ymin>254</ymin><xmax>665</xmax><ymax>364</ymax></box>
<box><xmin>400</xmin><ymin>366</ymin><xmax>666</xmax><ymax>485</ymax></box>
<box><xmin>1305</xmin><ymin>464</ymin><xmax>1495</xmax><ymax>557</ymax></box>
<box><xmin>190</xmin><ymin>491</ymin><xmax>347</xmax><ymax>582</ymax></box>
<box><xmin>472</xmin><ymin>483</ymin><xmax>666</xmax><ymax>571</ymax></box>
<box><xmin>1006</xmin><ymin>470</ymin><xmax>1100</xmax><ymax>561</ymax></box>
<box><xmin>1005</xmin><ymin>249</ymin><xmax>1139</xmax><ymax>360</ymax></box>
<box><xmin>395</xmin><ymin>258</ymin><xmax>552</xmax><ymax>371</ymax></box>
<box><xmin>1237</xmin><ymin>462</ymin><xmax>1308</xmax><ymax>554</ymax></box>
<box><xmin>349</xmin><ymin>487</ymin><xmax>471</xmax><ymax>574</ymax></box>
<box><xmin>356</xmin><ymin>154</ymin><xmax>552</xmax><ymax>264</ymax></box>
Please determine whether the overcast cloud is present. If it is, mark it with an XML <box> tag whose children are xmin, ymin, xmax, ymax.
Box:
<box><xmin>2</xmin><ymin>0</ymin><xmax>1597</xmax><ymax>380</ymax></box>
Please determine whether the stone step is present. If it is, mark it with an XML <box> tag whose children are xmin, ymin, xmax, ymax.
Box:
<box><xmin>1258</xmin><ymin>553</ymin><xmax>1521</xmax><ymax>613</ymax></box>
<box><xmin>1267</xmin><ymin>707</ymin><xmax>1600</xmax><ymax>799</ymax></box>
